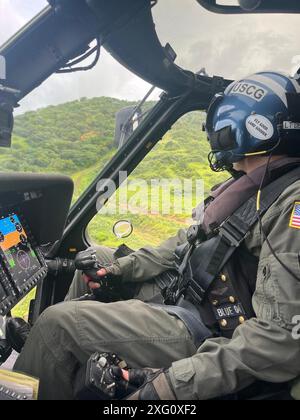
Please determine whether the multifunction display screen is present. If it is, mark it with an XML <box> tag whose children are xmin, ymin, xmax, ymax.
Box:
<box><xmin>0</xmin><ymin>214</ymin><xmax>42</xmax><ymax>288</ymax></box>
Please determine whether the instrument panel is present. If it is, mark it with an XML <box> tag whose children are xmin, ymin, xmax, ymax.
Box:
<box><xmin>0</xmin><ymin>209</ymin><xmax>47</xmax><ymax>316</ymax></box>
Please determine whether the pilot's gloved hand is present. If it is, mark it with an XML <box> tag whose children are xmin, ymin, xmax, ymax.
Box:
<box><xmin>6</xmin><ymin>317</ymin><xmax>31</xmax><ymax>354</ymax></box>
<box><xmin>74</xmin><ymin>352</ymin><xmax>134</xmax><ymax>400</ymax></box>
<box><xmin>74</xmin><ymin>248</ymin><xmax>122</xmax><ymax>290</ymax></box>
<box><xmin>125</xmin><ymin>368</ymin><xmax>176</xmax><ymax>400</ymax></box>
<box><xmin>83</xmin><ymin>264</ymin><xmax>122</xmax><ymax>291</ymax></box>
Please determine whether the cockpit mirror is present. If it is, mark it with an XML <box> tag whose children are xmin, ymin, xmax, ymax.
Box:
<box><xmin>0</xmin><ymin>84</ymin><xmax>19</xmax><ymax>148</ymax></box>
<box><xmin>113</xmin><ymin>220</ymin><xmax>134</xmax><ymax>239</ymax></box>
<box><xmin>0</xmin><ymin>102</ymin><xmax>14</xmax><ymax>148</ymax></box>
<box><xmin>114</xmin><ymin>106</ymin><xmax>142</xmax><ymax>150</ymax></box>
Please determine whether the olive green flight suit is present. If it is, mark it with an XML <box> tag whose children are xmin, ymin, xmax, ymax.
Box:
<box><xmin>14</xmin><ymin>181</ymin><xmax>300</xmax><ymax>400</ymax></box>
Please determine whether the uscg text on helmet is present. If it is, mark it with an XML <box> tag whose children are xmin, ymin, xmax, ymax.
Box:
<box><xmin>230</xmin><ymin>82</ymin><xmax>267</xmax><ymax>102</ymax></box>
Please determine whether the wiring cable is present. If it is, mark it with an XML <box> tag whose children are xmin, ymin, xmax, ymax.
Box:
<box><xmin>56</xmin><ymin>37</ymin><xmax>101</xmax><ymax>74</ymax></box>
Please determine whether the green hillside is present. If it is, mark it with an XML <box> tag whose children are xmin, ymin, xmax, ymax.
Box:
<box><xmin>1</xmin><ymin>97</ymin><xmax>132</xmax><ymax>175</ymax></box>
<box><xmin>0</xmin><ymin>97</ymin><xmax>228</xmax><ymax>317</ymax></box>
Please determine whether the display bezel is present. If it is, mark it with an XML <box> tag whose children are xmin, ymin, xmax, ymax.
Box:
<box><xmin>0</xmin><ymin>207</ymin><xmax>47</xmax><ymax>316</ymax></box>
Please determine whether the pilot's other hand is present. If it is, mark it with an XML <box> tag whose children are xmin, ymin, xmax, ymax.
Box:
<box><xmin>83</xmin><ymin>264</ymin><xmax>122</xmax><ymax>290</ymax></box>
<box><xmin>83</xmin><ymin>273</ymin><xmax>101</xmax><ymax>290</ymax></box>
<box><xmin>125</xmin><ymin>368</ymin><xmax>176</xmax><ymax>400</ymax></box>
<box><xmin>83</xmin><ymin>268</ymin><xmax>107</xmax><ymax>290</ymax></box>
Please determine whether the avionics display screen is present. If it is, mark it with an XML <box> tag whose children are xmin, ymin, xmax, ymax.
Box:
<box><xmin>0</xmin><ymin>213</ymin><xmax>41</xmax><ymax>287</ymax></box>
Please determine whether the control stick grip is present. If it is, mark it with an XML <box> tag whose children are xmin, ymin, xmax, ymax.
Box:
<box><xmin>46</xmin><ymin>258</ymin><xmax>76</xmax><ymax>276</ymax></box>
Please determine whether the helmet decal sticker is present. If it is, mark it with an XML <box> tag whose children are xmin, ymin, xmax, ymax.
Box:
<box><xmin>246</xmin><ymin>114</ymin><xmax>274</xmax><ymax>140</ymax></box>
<box><xmin>230</xmin><ymin>82</ymin><xmax>267</xmax><ymax>102</ymax></box>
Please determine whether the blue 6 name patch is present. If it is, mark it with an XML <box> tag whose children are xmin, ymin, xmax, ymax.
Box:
<box><xmin>214</xmin><ymin>303</ymin><xmax>245</xmax><ymax>320</ymax></box>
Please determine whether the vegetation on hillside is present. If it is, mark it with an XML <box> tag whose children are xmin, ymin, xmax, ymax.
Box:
<box><xmin>1</xmin><ymin>97</ymin><xmax>131</xmax><ymax>174</ymax></box>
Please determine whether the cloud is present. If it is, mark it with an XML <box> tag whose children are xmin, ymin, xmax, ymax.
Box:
<box><xmin>0</xmin><ymin>1</ymin><xmax>26</xmax><ymax>43</ymax></box>
<box><xmin>1</xmin><ymin>0</ymin><xmax>300</xmax><ymax>113</ymax></box>
<box><xmin>0</xmin><ymin>0</ymin><xmax>46</xmax><ymax>43</ymax></box>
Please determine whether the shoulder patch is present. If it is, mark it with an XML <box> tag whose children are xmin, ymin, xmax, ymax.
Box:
<box><xmin>289</xmin><ymin>202</ymin><xmax>300</xmax><ymax>229</ymax></box>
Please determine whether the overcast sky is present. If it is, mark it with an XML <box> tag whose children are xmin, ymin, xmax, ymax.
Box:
<box><xmin>1</xmin><ymin>0</ymin><xmax>300</xmax><ymax>113</ymax></box>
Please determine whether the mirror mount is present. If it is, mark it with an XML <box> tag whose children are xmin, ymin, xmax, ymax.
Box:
<box><xmin>114</xmin><ymin>42</ymin><xmax>177</xmax><ymax>149</ymax></box>
<box><xmin>196</xmin><ymin>0</ymin><xmax>300</xmax><ymax>14</ymax></box>
<box><xmin>114</xmin><ymin>84</ymin><xmax>156</xmax><ymax>149</ymax></box>
<box><xmin>114</xmin><ymin>105</ymin><xmax>143</xmax><ymax>150</ymax></box>
<box><xmin>0</xmin><ymin>85</ymin><xmax>20</xmax><ymax>148</ymax></box>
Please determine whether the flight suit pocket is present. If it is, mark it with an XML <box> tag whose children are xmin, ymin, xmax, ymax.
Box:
<box><xmin>255</xmin><ymin>254</ymin><xmax>300</xmax><ymax>329</ymax></box>
<box><xmin>254</xmin><ymin>261</ymin><xmax>280</xmax><ymax>322</ymax></box>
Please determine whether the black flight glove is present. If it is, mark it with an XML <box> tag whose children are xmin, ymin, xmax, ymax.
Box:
<box><xmin>74</xmin><ymin>353</ymin><xmax>176</xmax><ymax>401</ymax></box>
<box><xmin>74</xmin><ymin>352</ymin><xmax>135</xmax><ymax>400</ymax></box>
<box><xmin>74</xmin><ymin>248</ymin><xmax>122</xmax><ymax>302</ymax></box>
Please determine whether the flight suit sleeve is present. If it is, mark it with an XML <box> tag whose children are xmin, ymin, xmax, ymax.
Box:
<box><xmin>117</xmin><ymin>228</ymin><xmax>188</xmax><ymax>283</ymax></box>
<box><xmin>168</xmin><ymin>182</ymin><xmax>300</xmax><ymax>400</ymax></box>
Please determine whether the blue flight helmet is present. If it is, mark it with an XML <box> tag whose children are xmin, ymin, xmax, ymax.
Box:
<box><xmin>206</xmin><ymin>71</ymin><xmax>300</xmax><ymax>172</ymax></box>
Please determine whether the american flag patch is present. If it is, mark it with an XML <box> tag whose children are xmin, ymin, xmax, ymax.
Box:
<box><xmin>289</xmin><ymin>202</ymin><xmax>300</xmax><ymax>229</ymax></box>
